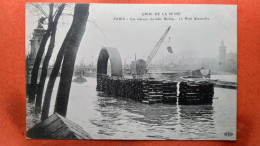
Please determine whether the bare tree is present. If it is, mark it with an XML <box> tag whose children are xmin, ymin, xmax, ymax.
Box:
<box><xmin>28</xmin><ymin>3</ymin><xmax>54</xmax><ymax>103</ymax></box>
<box><xmin>34</xmin><ymin>4</ymin><xmax>66</xmax><ymax>113</ymax></box>
<box><xmin>41</xmin><ymin>4</ymin><xmax>74</xmax><ymax>121</ymax></box>
<box><xmin>41</xmin><ymin>16</ymin><xmax>104</xmax><ymax>121</ymax></box>
<box><xmin>54</xmin><ymin>4</ymin><xmax>90</xmax><ymax>117</ymax></box>
<box><xmin>41</xmin><ymin>29</ymin><xmax>70</xmax><ymax>121</ymax></box>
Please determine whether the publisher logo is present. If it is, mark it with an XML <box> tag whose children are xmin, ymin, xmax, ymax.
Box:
<box><xmin>224</xmin><ymin>132</ymin><xmax>233</xmax><ymax>137</ymax></box>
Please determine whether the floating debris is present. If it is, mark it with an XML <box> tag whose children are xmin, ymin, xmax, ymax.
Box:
<box><xmin>72</xmin><ymin>76</ymin><xmax>87</xmax><ymax>83</ymax></box>
<box><xmin>97</xmin><ymin>74</ymin><xmax>214</xmax><ymax>105</ymax></box>
<box><xmin>97</xmin><ymin>75</ymin><xmax>177</xmax><ymax>104</ymax></box>
<box><xmin>179</xmin><ymin>81</ymin><xmax>214</xmax><ymax>105</ymax></box>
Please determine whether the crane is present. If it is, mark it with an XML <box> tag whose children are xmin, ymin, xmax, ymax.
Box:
<box><xmin>139</xmin><ymin>26</ymin><xmax>171</xmax><ymax>75</ymax></box>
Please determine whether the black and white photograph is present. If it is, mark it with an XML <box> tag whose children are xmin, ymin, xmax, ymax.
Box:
<box><xmin>26</xmin><ymin>3</ymin><xmax>237</xmax><ymax>140</ymax></box>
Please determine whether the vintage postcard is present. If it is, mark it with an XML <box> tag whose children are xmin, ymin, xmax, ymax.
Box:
<box><xmin>26</xmin><ymin>3</ymin><xmax>237</xmax><ymax>140</ymax></box>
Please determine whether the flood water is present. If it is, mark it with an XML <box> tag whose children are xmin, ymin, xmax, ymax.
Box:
<box><xmin>46</xmin><ymin>75</ymin><xmax>236</xmax><ymax>140</ymax></box>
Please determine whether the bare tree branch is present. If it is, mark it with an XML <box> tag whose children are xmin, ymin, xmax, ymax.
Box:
<box><xmin>53</xmin><ymin>3</ymin><xmax>62</xmax><ymax>18</ymax></box>
<box><xmin>31</xmin><ymin>3</ymin><xmax>48</xmax><ymax>18</ymax></box>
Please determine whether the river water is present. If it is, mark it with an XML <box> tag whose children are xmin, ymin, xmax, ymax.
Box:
<box><xmin>46</xmin><ymin>75</ymin><xmax>236</xmax><ymax>140</ymax></box>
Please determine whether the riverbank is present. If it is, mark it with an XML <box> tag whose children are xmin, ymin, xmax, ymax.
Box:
<box><xmin>26</xmin><ymin>98</ymin><xmax>40</xmax><ymax>131</ymax></box>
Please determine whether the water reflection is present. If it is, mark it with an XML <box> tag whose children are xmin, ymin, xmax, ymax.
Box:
<box><xmin>89</xmin><ymin>91</ymin><xmax>216</xmax><ymax>139</ymax></box>
<box><xmin>178</xmin><ymin>104</ymin><xmax>216</xmax><ymax>139</ymax></box>
<box><xmin>57</xmin><ymin>77</ymin><xmax>236</xmax><ymax>140</ymax></box>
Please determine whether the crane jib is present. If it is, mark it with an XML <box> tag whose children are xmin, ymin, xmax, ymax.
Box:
<box><xmin>140</xmin><ymin>26</ymin><xmax>171</xmax><ymax>75</ymax></box>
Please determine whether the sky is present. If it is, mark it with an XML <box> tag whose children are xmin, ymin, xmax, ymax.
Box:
<box><xmin>26</xmin><ymin>4</ymin><xmax>237</xmax><ymax>66</ymax></box>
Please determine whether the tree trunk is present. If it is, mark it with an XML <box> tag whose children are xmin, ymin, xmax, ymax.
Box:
<box><xmin>28</xmin><ymin>3</ymin><xmax>54</xmax><ymax>103</ymax></box>
<box><xmin>35</xmin><ymin>4</ymin><xmax>66</xmax><ymax>113</ymax></box>
<box><xmin>54</xmin><ymin>4</ymin><xmax>90</xmax><ymax>117</ymax></box>
<box><xmin>41</xmin><ymin>29</ymin><xmax>71</xmax><ymax>121</ymax></box>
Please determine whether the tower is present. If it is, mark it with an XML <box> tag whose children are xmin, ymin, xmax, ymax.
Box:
<box><xmin>28</xmin><ymin>23</ymin><xmax>46</xmax><ymax>67</ymax></box>
<box><xmin>219</xmin><ymin>40</ymin><xmax>226</xmax><ymax>66</ymax></box>
<box><xmin>26</xmin><ymin>21</ymin><xmax>46</xmax><ymax>84</ymax></box>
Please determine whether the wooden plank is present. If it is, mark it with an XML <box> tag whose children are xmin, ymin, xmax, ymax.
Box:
<box><xmin>27</xmin><ymin>113</ymin><xmax>92</xmax><ymax>139</ymax></box>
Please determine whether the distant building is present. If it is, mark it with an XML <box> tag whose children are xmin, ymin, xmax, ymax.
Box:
<box><xmin>123</xmin><ymin>64</ymin><xmax>131</xmax><ymax>75</ymax></box>
<box><xmin>225</xmin><ymin>52</ymin><xmax>237</xmax><ymax>73</ymax></box>
<box><xmin>216</xmin><ymin>40</ymin><xmax>237</xmax><ymax>74</ymax></box>
<box><xmin>219</xmin><ymin>40</ymin><xmax>226</xmax><ymax>66</ymax></box>
<box><xmin>74</xmin><ymin>60</ymin><xmax>97</xmax><ymax>77</ymax></box>
<box><xmin>26</xmin><ymin>24</ymin><xmax>46</xmax><ymax>84</ymax></box>
<box><xmin>27</xmin><ymin>24</ymin><xmax>46</xmax><ymax>68</ymax></box>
